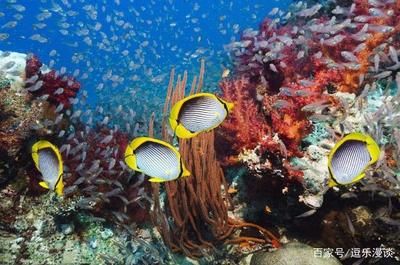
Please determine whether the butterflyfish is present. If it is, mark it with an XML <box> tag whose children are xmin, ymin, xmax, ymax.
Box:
<box><xmin>328</xmin><ymin>132</ymin><xmax>380</xmax><ymax>187</ymax></box>
<box><xmin>124</xmin><ymin>137</ymin><xmax>190</xmax><ymax>182</ymax></box>
<box><xmin>169</xmin><ymin>93</ymin><xmax>234</xmax><ymax>139</ymax></box>
<box><xmin>31</xmin><ymin>140</ymin><xmax>64</xmax><ymax>196</ymax></box>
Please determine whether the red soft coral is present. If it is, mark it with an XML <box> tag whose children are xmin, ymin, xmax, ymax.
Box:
<box><xmin>219</xmin><ymin>77</ymin><xmax>270</xmax><ymax>154</ymax></box>
<box><xmin>25</xmin><ymin>55</ymin><xmax>80</xmax><ymax>109</ymax></box>
<box><xmin>62</xmin><ymin>125</ymin><xmax>149</xmax><ymax>224</ymax></box>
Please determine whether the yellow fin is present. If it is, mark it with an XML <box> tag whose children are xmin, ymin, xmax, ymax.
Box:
<box><xmin>328</xmin><ymin>178</ymin><xmax>337</xmax><ymax>188</ymax></box>
<box><xmin>181</xmin><ymin>164</ymin><xmax>191</xmax><ymax>178</ymax></box>
<box><xmin>39</xmin><ymin>181</ymin><xmax>50</xmax><ymax>189</ymax></box>
<box><xmin>349</xmin><ymin>172</ymin><xmax>366</xmax><ymax>185</ymax></box>
<box><xmin>148</xmin><ymin>177</ymin><xmax>166</xmax><ymax>183</ymax></box>
<box><xmin>169</xmin><ymin>117</ymin><xmax>179</xmax><ymax>135</ymax></box>
<box><xmin>219</xmin><ymin>98</ymin><xmax>234</xmax><ymax>112</ymax></box>
<box><xmin>175</xmin><ymin>124</ymin><xmax>197</xmax><ymax>139</ymax></box>
<box><xmin>54</xmin><ymin>175</ymin><xmax>64</xmax><ymax>196</ymax></box>
<box><xmin>226</xmin><ymin>102</ymin><xmax>234</xmax><ymax>112</ymax></box>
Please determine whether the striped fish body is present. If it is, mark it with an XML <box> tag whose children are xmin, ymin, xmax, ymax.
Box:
<box><xmin>179</xmin><ymin>96</ymin><xmax>226</xmax><ymax>132</ymax></box>
<box><xmin>328</xmin><ymin>133</ymin><xmax>380</xmax><ymax>186</ymax></box>
<box><xmin>38</xmin><ymin>149</ymin><xmax>60</xmax><ymax>190</ymax></box>
<box><xmin>169</xmin><ymin>93</ymin><xmax>234</xmax><ymax>139</ymax></box>
<box><xmin>31</xmin><ymin>140</ymin><xmax>64</xmax><ymax>195</ymax></box>
<box><xmin>136</xmin><ymin>143</ymin><xmax>180</xmax><ymax>181</ymax></box>
<box><xmin>124</xmin><ymin>137</ymin><xmax>190</xmax><ymax>182</ymax></box>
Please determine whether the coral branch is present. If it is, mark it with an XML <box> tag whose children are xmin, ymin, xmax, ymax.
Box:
<box><xmin>151</xmin><ymin>63</ymin><xmax>279</xmax><ymax>258</ymax></box>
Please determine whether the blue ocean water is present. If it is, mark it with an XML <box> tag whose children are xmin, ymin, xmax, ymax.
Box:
<box><xmin>0</xmin><ymin>0</ymin><xmax>292</xmax><ymax>107</ymax></box>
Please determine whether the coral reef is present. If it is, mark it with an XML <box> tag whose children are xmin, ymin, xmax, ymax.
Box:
<box><xmin>216</xmin><ymin>1</ymin><xmax>400</xmax><ymax>263</ymax></box>
<box><xmin>2</xmin><ymin>0</ymin><xmax>400</xmax><ymax>264</ymax></box>
<box><xmin>152</xmin><ymin>63</ymin><xmax>280</xmax><ymax>259</ymax></box>
<box><xmin>0</xmin><ymin>52</ymin><xmax>46</xmax><ymax>158</ymax></box>
<box><xmin>220</xmin><ymin>0</ymin><xmax>400</xmax><ymax>180</ymax></box>
<box><xmin>0</xmin><ymin>189</ymin><xmax>171</xmax><ymax>265</ymax></box>
<box><xmin>25</xmin><ymin>55</ymin><xmax>81</xmax><ymax>109</ymax></box>
<box><xmin>60</xmin><ymin>123</ymin><xmax>150</xmax><ymax>225</ymax></box>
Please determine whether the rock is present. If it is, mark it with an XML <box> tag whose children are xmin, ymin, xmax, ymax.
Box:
<box><xmin>250</xmin><ymin>242</ymin><xmax>342</xmax><ymax>265</ymax></box>
<box><xmin>89</xmin><ymin>238</ymin><xmax>97</xmax><ymax>249</ymax></box>
<box><xmin>61</xmin><ymin>223</ymin><xmax>74</xmax><ymax>235</ymax></box>
<box><xmin>0</xmin><ymin>230</ymin><xmax>20</xmax><ymax>265</ymax></box>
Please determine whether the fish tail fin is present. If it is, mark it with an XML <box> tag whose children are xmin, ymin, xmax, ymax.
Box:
<box><xmin>55</xmin><ymin>175</ymin><xmax>64</xmax><ymax>196</ymax></box>
<box><xmin>219</xmin><ymin>98</ymin><xmax>234</xmax><ymax>112</ymax></box>
<box><xmin>182</xmin><ymin>166</ymin><xmax>191</xmax><ymax>177</ymax></box>
<box><xmin>226</xmin><ymin>102</ymin><xmax>234</xmax><ymax>112</ymax></box>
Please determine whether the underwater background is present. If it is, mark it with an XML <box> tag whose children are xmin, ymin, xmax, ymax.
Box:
<box><xmin>0</xmin><ymin>0</ymin><xmax>400</xmax><ymax>264</ymax></box>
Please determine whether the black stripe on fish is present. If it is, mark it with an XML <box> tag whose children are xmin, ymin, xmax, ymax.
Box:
<box><xmin>216</xmin><ymin>97</ymin><xmax>229</xmax><ymax>114</ymax></box>
<box><xmin>54</xmin><ymin>173</ymin><xmax>63</xmax><ymax>188</ymax></box>
<box><xmin>178</xmin><ymin>157</ymin><xmax>184</xmax><ymax>178</ymax></box>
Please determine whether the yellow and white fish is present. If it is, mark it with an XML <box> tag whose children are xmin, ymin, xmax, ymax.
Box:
<box><xmin>31</xmin><ymin>140</ymin><xmax>64</xmax><ymax>196</ymax></box>
<box><xmin>169</xmin><ymin>92</ymin><xmax>234</xmax><ymax>139</ymax></box>
<box><xmin>328</xmin><ymin>132</ymin><xmax>380</xmax><ymax>186</ymax></box>
<box><xmin>124</xmin><ymin>137</ymin><xmax>190</xmax><ymax>182</ymax></box>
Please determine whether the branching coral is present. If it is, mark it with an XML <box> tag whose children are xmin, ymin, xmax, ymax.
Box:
<box><xmin>25</xmin><ymin>55</ymin><xmax>80</xmax><ymax>109</ymax></box>
<box><xmin>151</xmin><ymin>62</ymin><xmax>280</xmax><ymax>258</ymax></box>
<box><xmin>58</xmin><ymin>123</ymin><xmax>150</xmax><ymax>224</ymax></box>
<box><xmin>0</xmin><ymin>53</ymin><xmax>49</xmax><ymax>159</ymax></box>
<box><xmin>219</xmin><ymin>77</ymin><xmax>272</xmax><ymax>156</ymax></box>
<box><xmin>220</xmin><ymin>0</ymin><xmax>400</xmax><ymax>183</ymax></box>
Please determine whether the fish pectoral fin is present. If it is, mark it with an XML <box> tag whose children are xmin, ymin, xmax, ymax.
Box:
<box><xmin>182</xmin><ymin>168</ymin><xmax>191</xmax><ymax>177</ymax></box>
<box><xmin>148</xmin><ymin>177</ymin><xmax>166</xmax><ymax>183</ymax></box>
<box><xmin>39</xmin><ymin>181</ymin><xmax>50</xmax><ymax>189</ymax></box>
